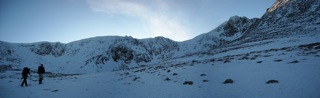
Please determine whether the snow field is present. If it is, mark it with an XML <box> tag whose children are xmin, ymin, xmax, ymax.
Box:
<box><xmin>2</xmin><ymin>42</ymin><xmax>319</xmax><ymax>98</ymax></box>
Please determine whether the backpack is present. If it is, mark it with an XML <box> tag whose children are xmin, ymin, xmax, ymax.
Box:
<box><xmin>38</xmin><ymin>66</ymin><xmax>45</xmax><ymax>73</ymax></box>
<box><xmin>22</xmin><ymin>67</ymin><xmax>30</xmax><ymax>77</ymax></box>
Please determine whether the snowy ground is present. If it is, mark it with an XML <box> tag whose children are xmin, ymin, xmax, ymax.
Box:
<box><xmin>1</xmin><ymin>42</ymin><xmax>320</xmax><ymax>98</ymax></box>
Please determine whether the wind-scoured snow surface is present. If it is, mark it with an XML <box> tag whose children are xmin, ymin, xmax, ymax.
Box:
<box><xmin>1</xmin><ymin>0</ymin><xmax>320</xmax><ymax>97</ymax></box>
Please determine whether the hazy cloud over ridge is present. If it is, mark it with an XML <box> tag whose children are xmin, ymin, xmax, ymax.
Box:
<box><xmin>87</xmin><ymin>0</ymin><xmax>191</xmax><ymax>41</ymax></box>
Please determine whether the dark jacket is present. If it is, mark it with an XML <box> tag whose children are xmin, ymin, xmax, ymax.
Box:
<box><xmin>38</xmin><ymin>65</ymin><xmax>45</xmax><ymax>73</ymax></box>
<box><xmin>22</xmin><ymin>67</ymin><xmax>30</xmax><ymax>78</ymax></box>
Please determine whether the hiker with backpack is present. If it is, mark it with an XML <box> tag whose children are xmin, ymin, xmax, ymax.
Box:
<box><xmin>37</xmin><ymin>64</ymin><xmax>45</xmax><ymax>84</ymax></box>
<box><xmin>21</xmin><ymin>67</ymin><xmax>31</xmax><ymax>87</ymax></box>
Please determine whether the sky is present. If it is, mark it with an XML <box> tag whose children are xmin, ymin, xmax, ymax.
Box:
<box><xmin>0</xmin><ymin>0</ymin><xmax>275</xmax><ymax>43</ymax></box>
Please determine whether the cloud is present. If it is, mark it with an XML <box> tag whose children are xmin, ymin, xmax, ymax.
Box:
<box><xmin>87</xmin><ymin>0</ymin><xmax>146</xmax><ymax>15</ymax></box>
<box><xmin>86</xmin><ymin>0</ymin><xmax>191</xmax><ymax>41</ymax></box>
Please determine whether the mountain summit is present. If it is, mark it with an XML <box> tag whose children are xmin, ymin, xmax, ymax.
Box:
<box><xmin>266</xmin><ymin>0</ymin><xmax>290</xmax><ymax>13</ymax></box>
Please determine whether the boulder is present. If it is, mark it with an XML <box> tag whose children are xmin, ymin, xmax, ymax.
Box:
<box><xmin>183</xmin><ymin>81</ymin><xmax>193</xmax><ymax>85</ymax></box>
<box><xmin>266</xmin><ymin>80</ymin><xmax>279</xmax><ymax>84</ymax></box>
<box><xmin>223</xmin><ymin>79</ymin><xmax>234</xmax><ymax>84</ymax></box>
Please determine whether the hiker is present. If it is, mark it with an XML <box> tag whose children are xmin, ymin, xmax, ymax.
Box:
<box><xmin>21</xmin><ymin>67</ymin><xmax>31</xmax><ymax>87</ymax></box>
<box><xmin>37</xmin><ymin>64</ymin><xmax>45</xmax><ymax>84</ymax></box>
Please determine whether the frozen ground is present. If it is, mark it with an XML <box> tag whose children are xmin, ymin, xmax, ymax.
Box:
<box><xmin>1</xmin><ymin>42</ymin><xmax>320</xmax><ymax>98</ymax></box>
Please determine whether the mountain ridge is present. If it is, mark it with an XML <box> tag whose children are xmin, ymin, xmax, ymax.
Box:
<box><xmin>1</xmin><ymin>0</ymin><xmax>319</xmax><ymax>73</ymax></box>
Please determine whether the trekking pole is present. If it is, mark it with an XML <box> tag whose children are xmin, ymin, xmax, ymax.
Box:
<box><xmin>29</xmin><ymin>75</ymin><xmax>32</xmax><ymax>86</ymax></box>
<box><xmin>18</xmin><ymin>78</ymin><xmax>22</xmax><ymax>87</ymax></box>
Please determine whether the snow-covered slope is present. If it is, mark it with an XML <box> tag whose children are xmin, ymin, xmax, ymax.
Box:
<box><xmin>181</xmin><ymin>16</ymin><xmax>259</xmax><ymax>52</ymax></box>
<box><xmin>240</xmin><ymin>0</ymin><xmax>320</xmax><ymax>43</ymax></box>
<box><xmin>1</xmin><ymin>41</ymin><xmax>319</xmax><ymax>98</ymax></box>
<box><xmin>0</xmin><ymin>36</ymin><xmax>181</xmax><ymax>73</ymax></box>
